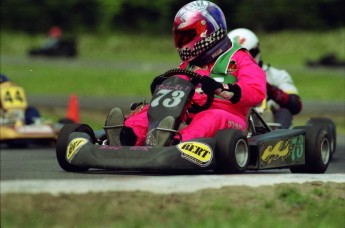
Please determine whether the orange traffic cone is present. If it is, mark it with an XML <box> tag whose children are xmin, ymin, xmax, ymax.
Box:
<box><xmin>66</xmin><ymin>94</ymin><xmax>80</xmax><ymax>123</ymax></box>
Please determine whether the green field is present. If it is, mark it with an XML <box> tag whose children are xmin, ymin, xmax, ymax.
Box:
<box><xmin>1</xmin><ymin>30</ymin><xmax>344</xmax><ymax>131</ymax></box>
<box><xmin>1</xmin><ymin>30</ymin><xmax>345</xmax><ymax>100</ymax></box>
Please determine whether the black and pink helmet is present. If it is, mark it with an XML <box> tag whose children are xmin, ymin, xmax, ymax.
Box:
<box><xmin>173</xmin><ymin>1</ymin><xmax>227</xmax><ymax>62</ymax></box>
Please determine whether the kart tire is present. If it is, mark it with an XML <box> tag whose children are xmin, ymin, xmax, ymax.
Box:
<box><xmin>306</xmin><ymin>117</ymin><xmax>336</xmax><ymax>157</ymax></box>
<box><xmin>56</xmin><ymin>123</ymin><xmax>96</xmax><ymax>172</ymax></box>
<box><xmin>290</xmin><ymin>125</ymin><xmax>331</xmax><ymax>173</ymax></box>
<box><xmin>57</xmin><ymin>118</ymin><xmax>75</xmax><ymax>124</ymax></box>
<box><xmin>214</xmin><ymin>129</ymin><xmax>249</xmax><ymax>174</ymax></box>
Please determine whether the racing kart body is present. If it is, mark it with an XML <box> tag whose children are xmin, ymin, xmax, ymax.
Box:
<box><xmin>256</xmin><ymin>98</ymin><xmax>337</xmax><ymax>159</ymax></box>
<box><xmin>0</xmin><ymin>81</ymin><xmax>57</xmax><ymax>147</ymax></box>
<box><xmin>56</xmin><ymin>69</ymin><xmax>334</xmax><ymax>174</ymax></box>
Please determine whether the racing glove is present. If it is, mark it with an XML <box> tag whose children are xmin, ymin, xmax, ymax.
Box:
<box><xmin>267</xmin><ymin>83</ymin><xmax>302</xmax><ymax>115</ymax></box>
<box><xmin>200</xmin><ymin>76</ymin><xmax>241</xmax><ymax>104</ymax></box>
<box><xmin>267</xmin><ymin>83</ymin><xmax>289</xmax><ymax>105</ymax></box>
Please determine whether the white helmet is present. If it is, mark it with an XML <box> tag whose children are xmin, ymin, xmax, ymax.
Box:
<box><xmin>228</xmin><ymin>28</ymin><xmax>262</xmax><ymax>65</ymax></box>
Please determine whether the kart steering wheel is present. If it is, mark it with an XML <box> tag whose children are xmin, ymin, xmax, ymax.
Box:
<box><xmin>161</xmin><ymin>68</ymin><xmax>214</xmax><ymax>113</ymax></box>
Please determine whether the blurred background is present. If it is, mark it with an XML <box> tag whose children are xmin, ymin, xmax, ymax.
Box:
<box><xmin>1</xmin><ymin>0</ymin><xmax>344</xmax><ymax>34</ymax></box>
<box><xmin>1</xmin><ymin>0</ymin><xmax>344</xmax><ymax>130</ymax></box>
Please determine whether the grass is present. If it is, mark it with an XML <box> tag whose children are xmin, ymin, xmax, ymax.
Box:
<box><xmin>2</xmin><ymin>182</ymin><xmax>345</xmax><ymax>228</ymax></box>
<box><xmin>1</xmin><ymin>30</ymin><xmax>345</xmax><ymax>99</ymax></box>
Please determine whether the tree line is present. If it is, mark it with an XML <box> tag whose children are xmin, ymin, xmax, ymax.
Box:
<box><xmin>1</xmin><ymin>0</ymin><xmax>344</xmax><ymax>34</ymax></box>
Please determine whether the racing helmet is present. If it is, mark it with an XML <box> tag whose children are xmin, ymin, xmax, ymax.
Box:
<box><xmin>173</xmin><ymin>1</ymin><xmax>228</xmax><ymax>62</ymax></box>
<box><xmin>228</xmin><ymin>28</ymin><xmax>262</xmax><ymax>65</ymax></box>
<box><xmin>49</xmin><ymin>26</ymin><xmax>62</xmax><ymax>39</ymax></box>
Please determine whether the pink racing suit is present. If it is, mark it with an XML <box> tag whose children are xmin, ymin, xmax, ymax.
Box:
<box><xmin>125</xmin><ymin>44</ymin><xmax>266</xmax><ymax>146</ymax></box>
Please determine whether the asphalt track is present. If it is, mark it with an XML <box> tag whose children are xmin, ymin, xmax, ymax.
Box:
<box><xmin>1</xmin><ymin>135</ymin><xmax>344</xmax><ymax>194</ymax></box>
<box><xmin>1</xmin><ymin>95</ymin><xmax>345</xmax><ymax>194</ymax></box>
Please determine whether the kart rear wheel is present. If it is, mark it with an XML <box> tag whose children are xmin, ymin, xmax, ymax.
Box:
<box><xmin>214</xmin><ymin>129</ymin><xmax>249</xmax><ymax>174</ymax></box>
<box><xmin>56</xmin><ymin>123</ymin><xmax>96</xmax><ymax>172</ymax></box>
<box><xmin>306</xmin><ymin>117</ymin><xmax>336</xmax><ymax>158</ymax></box>
<box><xmin>290</xmin><ymin>125</ymin><xmax>330</xmax><ymax>173</ymax></box>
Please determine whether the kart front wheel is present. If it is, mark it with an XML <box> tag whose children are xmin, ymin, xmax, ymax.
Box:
<box><xmin>290</xmin><ymin>125</ymin><xmax>330</xmax><ymax>173</ymax></box>
<box><xmin>214</xmin><ymin>129</ymin><xmax>249</xmax><ymax>174</ymax></box>
<box><xmin>56</xmin><ymin>123</ymin><xmax>96</xmax><ymax>172</ymax></box>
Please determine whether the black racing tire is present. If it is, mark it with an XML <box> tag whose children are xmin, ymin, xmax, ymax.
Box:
<box><xmin>57</xmin><ymin>117</ymin><xmax>75</xmax><ymax>124</ymax></box>
<box><xmin>56</xmin><ymin>123</ymin><xmax>96</xmax><ymax>172</ymax></box>
<box><xmin>290</xmin><ymin>125</ymin><xmax>331</xmax><ymax>173</ymax></box>
<box><xmin>307</xmin><ymin>117</ymin><xmax>336</xmax><ymax>157</ymax></box>
<box><xmin>214</xmin><ymin>129</ymin><xmax>249</xmax><ymax>174</ymax></box>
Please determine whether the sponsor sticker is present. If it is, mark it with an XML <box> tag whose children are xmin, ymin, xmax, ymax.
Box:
<box><xmin>177</xmin><ymin>142</ymin><xmax>213</xmax><ymax>167</ymax></box>
<box><xmin>260</xmin><ymin>135</ymin><xmax>304</xmax><ymax>165</ymax></box>
<box><xmin>66</xmin><ymin>138</ymin><xmax>88</xmax><ymax>162</ymax></box>
<box><xmin>227</xmin><ymin>60</ymin><xmax>238</xmax><ymax>74</ymax></box>
<box><xmin>261</xmin><ymin>140</ymin><xmax>290</xmax><ymax>164</ymax></box>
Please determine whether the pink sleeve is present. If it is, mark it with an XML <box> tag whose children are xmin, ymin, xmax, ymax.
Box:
<box><xmin>232</xmin><ymin>50</ymin><xmax>266</xmax><ymax>107</ymax></box>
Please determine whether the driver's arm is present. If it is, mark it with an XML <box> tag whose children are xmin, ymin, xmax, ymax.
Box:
<box><xmin>199</xmin><ymin>50</ymin><xmax>266</xmax><ymax>107</ymax></box>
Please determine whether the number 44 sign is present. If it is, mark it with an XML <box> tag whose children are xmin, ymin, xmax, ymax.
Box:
<box><xmin>0</xmin><ymin>86</ymin><xmax>28</xmax><ymax>109</ymax></box>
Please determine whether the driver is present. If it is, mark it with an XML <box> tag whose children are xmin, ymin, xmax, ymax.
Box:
<box><xmin>228</xmin><ymin>28</ymin><xmax>302</xmax><ymax>128</ymax></box>
<box><xmin>104</xmin><ymin>1</ymin><xmax>266</xmax><ymax>146</ymax></box>
<box><xmin>0</xmin><ymin>74</ymin><xmax>41</xmax><ymax>125</ymax></box>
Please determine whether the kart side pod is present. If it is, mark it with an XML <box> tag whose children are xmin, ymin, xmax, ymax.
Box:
<box><xmin>247</xmin><ymin>129</ymin><xmax>306</xmax><ymax>170</ymax></box>
<box><xmin>57</xmin><ymin>124</ymin><xmax>254</xmax><ymax>174</ymax></box>
<box><xmin>56</xmin><ymin>124</ymin><xmax>218</xmax><ymax>172</ymax></box>
<box><xmin>69</xmin><ymin>132</ymin><xmax>217</xmax><ymax>172</ymax></box>
<box><xmin>247</xmin><ymin>126</ymin><xmax>331</xmax><ymax>173</ymax></box>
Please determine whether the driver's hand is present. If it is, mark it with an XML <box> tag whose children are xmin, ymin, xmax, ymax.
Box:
<box><xmin>200</xmin><ymin>76</ymin><xmax>240</xmax><ymax>103</ymax></box>
<box><xmin>200</xmin><ymin>76</ymin><xmax>223</xmax><ymax>95</ymax></box>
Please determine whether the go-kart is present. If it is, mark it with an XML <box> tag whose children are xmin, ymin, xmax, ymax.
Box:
<box><xmin>255</xmin><ymin>100</ymin><xmax>337</xmax><ymax>159</ymax></box>
<box><xmin>0</xmin><ymin>81</ymin><xmax>58</xmax><ymax>148</ymax></box>
<box><xmin>56</xmin><ymin>69</ymin><xmax>334</xmax><ymax>174</ymax></box>
<box><xmin>28</xmin><ymin>38</ymin><xmax>77</xmax><ymax>58</ymax></box>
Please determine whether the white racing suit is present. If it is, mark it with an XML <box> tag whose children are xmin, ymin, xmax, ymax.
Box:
<box><xmin>259</xmin><ymin>64</ymin><xmax>302</xmax><ymax>128</ymax></box>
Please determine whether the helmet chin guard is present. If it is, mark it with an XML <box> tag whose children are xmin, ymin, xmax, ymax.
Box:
<box><xmin>179</xmin><ymin>28</ymin><xmax>227</xmax><ymax>61</ymax></box>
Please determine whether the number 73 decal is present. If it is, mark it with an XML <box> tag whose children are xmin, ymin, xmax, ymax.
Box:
<box><xmin>150</xmin><ymin>89</ymin><xmax>186</xmax><ymax>108</ymax></box>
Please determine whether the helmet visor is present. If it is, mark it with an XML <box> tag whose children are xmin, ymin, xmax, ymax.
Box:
<box><xmin>174</xmin><ymin>29</ymin><xmax>197</xmax><ymax>48</ymax></box>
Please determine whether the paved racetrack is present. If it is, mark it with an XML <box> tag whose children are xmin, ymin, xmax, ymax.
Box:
<box><xmin>1</xmin><ymin>96</ymin><xmax>344</xmax><ymax>193</ymax></box>
<box><xmin>1</xmin><ymin>135</ymin><xmax>344</xmax><ymax>194</ymax></box>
